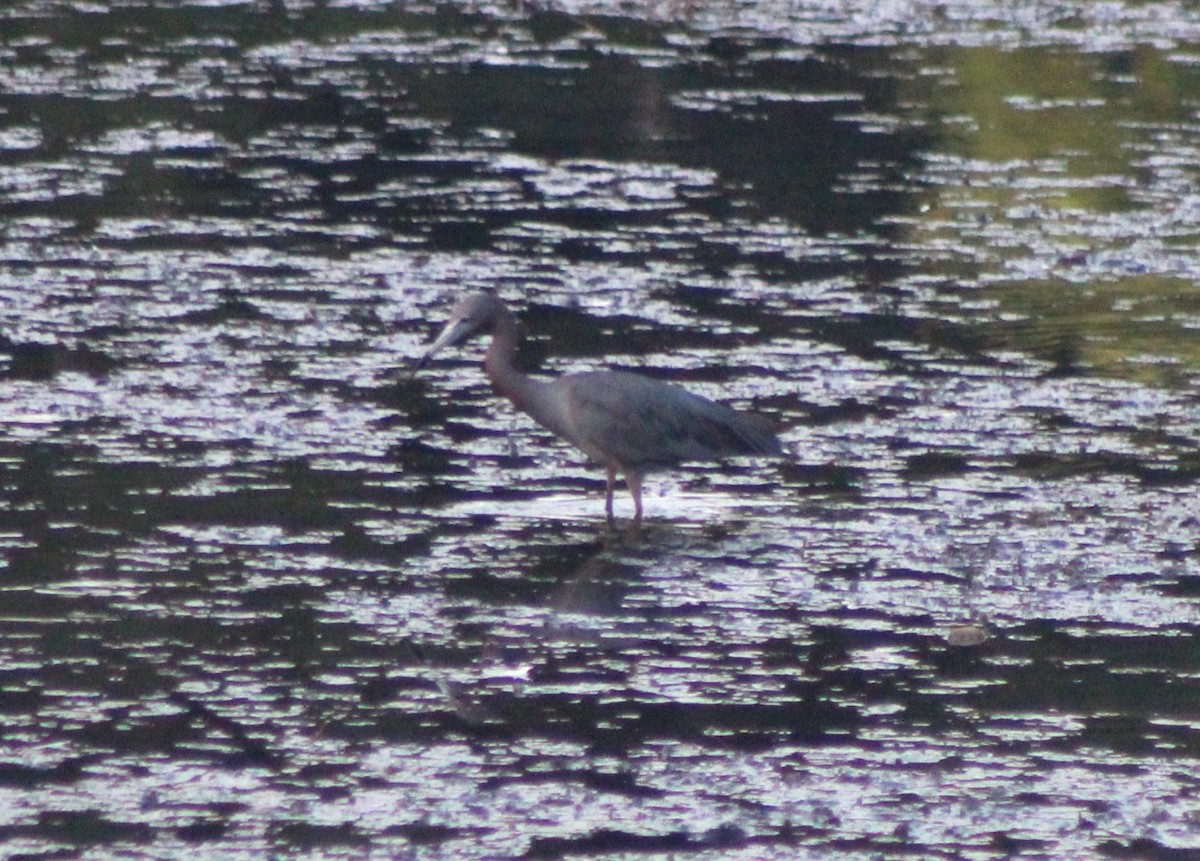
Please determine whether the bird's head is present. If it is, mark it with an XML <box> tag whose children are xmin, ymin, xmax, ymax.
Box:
<box><xmin>414</xmin><ymin>291</ymin><xmax>500</xmax><ymax>371</ymax></box>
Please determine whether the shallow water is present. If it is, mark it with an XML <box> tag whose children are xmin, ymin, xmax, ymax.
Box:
<box><xmin>2</xmin><ymin>1</ymin><xmax>1200</xmax><ymax>858</ymax></box>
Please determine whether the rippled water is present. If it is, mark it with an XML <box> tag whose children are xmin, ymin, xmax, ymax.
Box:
<box><xmin>2</xmin><ymin>1</ymin><xmax>1200</xmax><ymax>858</ymax></box>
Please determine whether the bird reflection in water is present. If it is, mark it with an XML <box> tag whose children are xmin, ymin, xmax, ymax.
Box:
<box><xmin>412</xmin><ymin>542</ymin><xmax>653</xmax><ymax>728</ymax></box>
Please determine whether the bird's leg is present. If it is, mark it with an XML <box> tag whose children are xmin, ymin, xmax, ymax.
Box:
<box><xmin>626</xmin><ymin>471</ymin><xmax>644</xmax><ymax>533</ymax></box>
<box><xmin>604</xmin><ymin>465</ymin><xmax>617</xmax><ymax>528</ymax></box>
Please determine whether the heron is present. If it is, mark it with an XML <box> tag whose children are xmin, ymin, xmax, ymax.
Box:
<box><xmin>415</xmin><ymin>292</ymin><xmax>782</xmax><ymax>528</ymax></box>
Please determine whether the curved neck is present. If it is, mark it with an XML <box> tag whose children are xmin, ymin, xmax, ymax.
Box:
<box><xmin>483</xmin><ymin>301</ymin><xmax>536</xmax><ymax>408</ymax></box>
<box><xmin>479</xmin><ymin>299</ymin><xmax>573</xmax><ymax>446</ymax></box>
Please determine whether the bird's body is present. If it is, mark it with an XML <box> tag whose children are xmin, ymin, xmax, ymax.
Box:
<box><xmin>541</xmin><ymin>370</ymin><xmax>780</xmax><ymax>472</ymax></box>
<box><xmin>417</xmin><ymin>292</ymin><xmax>781</xmax><ymax>527</ymax></box>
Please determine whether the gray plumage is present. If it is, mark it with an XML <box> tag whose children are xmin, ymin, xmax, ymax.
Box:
<box><xmin>551</xmin><ymin>370</ymin><xmax>780</xmax><ymax>470</ymax></box>
<box><xmin>417</xmin><ymin>292</ymin><xmax>782</xmax><ymax>527</ymax></box>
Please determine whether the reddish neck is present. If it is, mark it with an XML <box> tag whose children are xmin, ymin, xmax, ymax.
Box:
<box><xmin>483</xmin><ymin>300</ymin><xmax>537</xmax><ymax>412</ymax></box>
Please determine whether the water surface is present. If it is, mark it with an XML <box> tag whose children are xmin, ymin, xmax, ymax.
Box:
<box><xmin>2</xmin><ymin>1</ymin><xmax>1199</xmax><ymax>858</ymax></box>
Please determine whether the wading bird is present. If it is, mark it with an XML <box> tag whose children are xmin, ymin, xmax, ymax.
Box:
<box><xmin>416</xmin><ymin>292</ymin><xmax>782</xmax><ymax>528</ymax></box>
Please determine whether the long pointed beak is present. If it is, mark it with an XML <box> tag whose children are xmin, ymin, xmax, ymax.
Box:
<box><xmin>425</xmin><ymin>318</ymin><xmax>471</xmax><ymax>358</ymax></box>
<box><xmin>409</xmin><ymin>318</ymin><xmax>471</xmax><ymax>377</ymax></box>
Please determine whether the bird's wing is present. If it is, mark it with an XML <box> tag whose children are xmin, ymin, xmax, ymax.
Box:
<box><xmin>557</xmin><ymin>371</ymin><xmax>780</xmax><ymax>470</ymax></box>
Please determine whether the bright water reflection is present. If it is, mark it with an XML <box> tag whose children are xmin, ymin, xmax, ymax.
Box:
<box><xmin>2</xmin><ymin>0</ymin><xmax>1200</xmax><ymax>858</ymax></box>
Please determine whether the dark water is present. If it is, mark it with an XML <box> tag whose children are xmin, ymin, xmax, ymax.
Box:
<box><xmin>2</xmin><ymin>1</ymin><xmax>1200</xmax><ymax>858</ymax></box>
